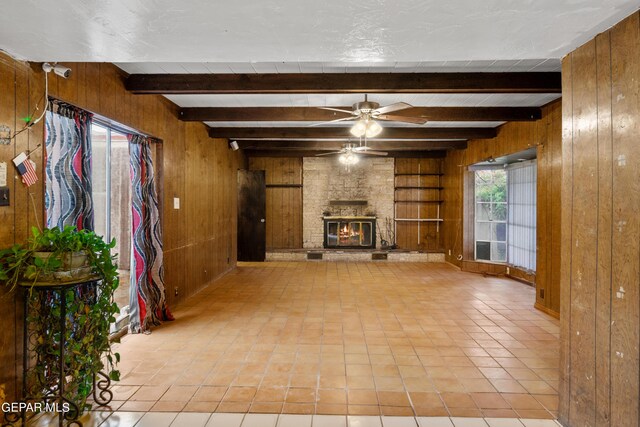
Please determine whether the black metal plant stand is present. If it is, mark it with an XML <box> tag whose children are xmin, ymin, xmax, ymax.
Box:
<box><xmin>3</xmin><ymin>277</ymin><xmax>113</xmax><ymax>427</ymax></box>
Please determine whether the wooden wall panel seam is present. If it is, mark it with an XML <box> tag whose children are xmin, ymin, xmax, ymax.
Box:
<box><xmin>558</xmin><ymin>52</ymin><xmax>574</xmax><ymax>426</ymax></box>
<box><xmin>595</xmin><ymin>29</ymin><xmax>613</xmax><ymax>427</ymax></box>
<box><xmin>609</xmin><ymin>13</ymin><xmax>640</xmax><ymax>426</ymax></box>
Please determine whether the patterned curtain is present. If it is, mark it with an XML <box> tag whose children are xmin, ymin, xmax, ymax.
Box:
<box><xmin>128</xmin><ymin>134</ymin><xmax>173</xmax><ymax>333</ymax></box>
<box><xmin>44</xmin><ymin>101</ymin><xmax>94</xmax><ymax>230</ymax></box>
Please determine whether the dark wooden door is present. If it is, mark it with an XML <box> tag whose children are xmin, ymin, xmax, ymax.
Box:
<box><xmin>237</xmin><ymin>170</ymin><xmax>266</xmax><ymax>261</ymax></box>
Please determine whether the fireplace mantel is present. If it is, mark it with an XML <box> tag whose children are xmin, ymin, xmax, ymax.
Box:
<box><xmin>322</xmin><ymin>215</ymin><xmax>376</xmax><ymax>220</ymax></box>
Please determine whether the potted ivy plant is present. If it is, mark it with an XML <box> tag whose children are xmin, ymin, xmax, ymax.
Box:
<box><xmin>0</xmin><ymin>226</ymin><xmax>121</xmax><ymax>414</ymax></box>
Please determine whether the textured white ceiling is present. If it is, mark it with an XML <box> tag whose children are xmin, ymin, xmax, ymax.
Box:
<box><xmin>1</xmin><ymin>0</ymin><xmax>615</xmax><ymax>133</ymax></box>
<box><xmin>116</xmin><ymin>59</ymin><xmax>561</xmax><ymax>75</ymax></box>
<box><xmin>0</xmin><ymin>0</ymin><xmax>637</xmax><ymax>62</ymax></box>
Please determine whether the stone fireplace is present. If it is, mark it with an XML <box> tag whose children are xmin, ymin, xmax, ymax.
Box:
<box><xmin>303</xmin><ymin>157</ymin><xmax>394</xmax><ymax>248</ymax></box>
<box><xmin>323</xmin><ymin>216</ymin><xmax>376</xmax><ymax>249</ymax></box>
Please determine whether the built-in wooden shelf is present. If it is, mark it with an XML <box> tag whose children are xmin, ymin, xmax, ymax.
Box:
<box><xmin>395</xmin><ymin>218</ymin><xmax>444</xmax><ymax>222</ymax></box>
<box><xmin>266</xmin><ymin>184</ymin><xmax>303</xmax><ymax>188</ymax></box>
<box><xmin>394</xmin><ymin>173</ymin><xmax>444</xmax><ymax>176</ymax></box>
<box><xmin>395</xmin><ymin>186</ymin><xmax>444</xmax><ymax>190</ymax></box>
<box><xmin>394</xmin><ymin>200</ymin><xmax>444</xmax><ymax>204</ymax></box>
<box><xmin>394</xmin><ymin>160</ymin><xmax>444</xmax><ymax>249</ymax></box>
<box><xmin>329</xmin><ymin>200</ymin><xmax>367</xmax><ymax>206</ymax></box>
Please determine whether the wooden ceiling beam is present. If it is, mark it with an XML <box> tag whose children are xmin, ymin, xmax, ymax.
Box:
<box><xmin>237</xmin><ymin>140</ymin><xmax>467</xmax><ymax>151</ymax></box>
<box><xmin>180</xmin><ymin>106</ymin><xmax>541</xmax><ymax>122</ymax></box>
<box><xmin>126</xmin><ymin>72</ymin><xmax>561</xmax><ymax>94</ymax></box>
<box><xmin>244</xmin><ymin>149</ymin><xmax>447</xmax><ymax>158</ymax></box>
<box><xmin>208</xmin><ymin>126</ymin><xmax>496</xmax><ymax>140</ymax></box>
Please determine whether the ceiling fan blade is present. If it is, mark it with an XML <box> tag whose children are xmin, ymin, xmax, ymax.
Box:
<box><xmin>319</xmin><ymin>107</ymin><xmax>357</xmax><ymax>115</ymax></box>
<box><xmin>376</xmin><ymin>114</ymin><xmax>428</xmax><ymax>124</ymax></box>
<box><xmin>352</xmin><ymin>146</ymin><xmax>376</xmax><ymax>152</ymax></box>
<box><xmin>308</xmin><ymin>117</ymin><xmax>358</xmax><ymax>127</ymax></box>
<box><xmin>374</xmin><ymin>102</ymin><xmax>413</xmax><ymax>115</ymax></box>
<box><xmin>315</xmin><ymin>151</ymin><xmax>344</xmax><ymax>156</ymax></box>
<box><xmin>362</xmin><ymin>150</ymin><xmax>388</xmax><ymax>156</ymax></box>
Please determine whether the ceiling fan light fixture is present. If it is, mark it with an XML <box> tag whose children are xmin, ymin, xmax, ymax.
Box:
<box><xmin>365</xmin><ymin>120</ymin><xmax>382</xmax><ymax>138</ymax></box>
<box><xmin>339</xmin><ymin>151</ymin><xmax>359</xmax><ymax>165</ymax></box>
<box><xmin>350</xmin><ymin>118</ymin><xmax>382</xmax><ymax>138</ymax></box>
<box><xmin>350</xmin><ymin>120</ymin><xmax>367</xmax><ymax>137</ymax></box>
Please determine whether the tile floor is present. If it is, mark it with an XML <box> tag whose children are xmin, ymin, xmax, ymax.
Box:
<box><xmin>34</xmin><ymin>412</ymin><xmax>565</xmax><ymax>427</ymax></box>
<box><xmin>102</xmin><ymin>262</ymin><xmax>560</xmax><ymax>421</ymax></box>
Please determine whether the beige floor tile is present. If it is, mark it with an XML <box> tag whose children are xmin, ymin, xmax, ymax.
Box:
<box><xmin>183</xmin><ymin>401</ymin><xmax>219</xmax><ymax>412</ymax></box>
<box><xmin>348</xmin><ymin>375</ymin><xmax>377</xmax><ymax>390</ymax></box>
<box><xmin>255</xmin><ymin>386</ymin><xmax>287</xmax><ymax>402</ymax></box>
<box><xmin>222</xmin><ymin>386</ymin><xmax>257</xmax><ymax>402</ymax></box>
<box><xmin>517</xmin><ymin>381</ymin><xmax>556</xmax><ymax>395</ymax></box>
<box><xmin>348</xmin><ymin>405</ymin><xmax>382</xmax><ymax>415</ymax></box>
<box><xmin>152</xmin><ymin>401</ymin><xmax>187</xmax><ymax>412</ymax></box>
<box><xmin>282</xmin><ymin>402</ymin><xmax>315</xmax><ymax>414</ymax></box>
<box><xmin>112</xmin><ymin>262</ymin><xmax>558</xmax><ymax>418</ymax></box>
<box><xmin>441</xmin><ymin>392</ymin><xmax>478</xmax><ymax>409</ymax></box>
<box><xmin>286</xmin><ymin>387</ymin><xmax>317</xmax><ymax>403</ymax></box>
<box><xmin>376</xmin><ymin>405</ymin><xmax>413</xmax><ymax>416</ymax></box>
<box><xmin>119</xmin><ymin>400</ymin><xmax>155</xmax><ymax>411</ymax></box>
<box><xmin>193</xmin><ymin>386</ymin><xmax>228</xmax><ymax>402</ymax></box>
<box><xmin>470</xmin><ymin>393</ymin><xmax>511</xmax><ymax>409</ymax></box>
<box><xmin>100</xmin><ymin>411</ymin><xmax>145</xmax><ymax>427</ymax></box>
<box><xmin>317</xmin><ymin>389</ymin><xmax>348</xmax><ymax>404</ymax></box>
<box><xmin>136</xmin><ymin>412</ymin><xmax>178</xmax><ymax>427</ymax></box>
<box><xmin>160</xmin><ymin>385</ymin><xmax>198</xmax><ymax>401</ymax></box>
<box><xmin>489</xmin><ymin>380</ymin><xmax>528</xmax><ymax>394</ymax></box>
<box><xmin>249</xmin><ymin>402</ymin><xmax>284</xmax><ymax>413</ymax></box>
<box><xmin>216</xmin><ymin>402</ymin><xmax>251</xmax><ymax>412</ymax></box>
<box><xmin>170</xmin><ymin>412</ymin><xmax>211</xmax><ymax>427</ymax></box>
<box><xmin>130</xmin><ymin>385</ymin><xmax>169</xmax><ymax>401</ymax></box>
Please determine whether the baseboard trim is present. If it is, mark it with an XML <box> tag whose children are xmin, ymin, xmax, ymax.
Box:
<box><xmin>534</xmin><ymin>302</ymin><xmax>560</xmax><ymax>319</ymax></box>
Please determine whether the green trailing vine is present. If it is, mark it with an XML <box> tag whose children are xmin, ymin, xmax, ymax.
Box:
<box><xmin>0</xmin><ymin>226</ymin><xmax>121</xmax><ymax>413</ymax></box>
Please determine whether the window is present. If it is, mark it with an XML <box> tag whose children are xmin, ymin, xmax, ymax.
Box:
<box><xmin>472</xmin><ymin>159</ymin><xmax>537</xmax><ymax>271</ymax></box>
<box><xmin>475</xmin><ymin>170</ymin><xmax>507</xmax><ymax>262</ymax></box>
<box><xmin>507</xmin><ymin>161</ymin><xmax>536</xmax><ymax>271</ymax></box>
<box><xmin>91</xmin><ymin>123</ymin><xmax>132</xmax><ymax>314</ymax></box>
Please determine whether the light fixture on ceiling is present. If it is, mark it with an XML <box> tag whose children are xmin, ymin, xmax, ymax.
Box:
<box><xmin>338</xmin><ymin>150</ymin><xmax>359</xmax><ymax>165</ymax></box>
<box><xmin>350</xmin><ymin>117</ymin><xmax>382</xmax><ymax>138</ymax></box>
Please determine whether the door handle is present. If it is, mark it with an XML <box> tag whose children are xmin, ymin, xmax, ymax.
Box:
<box><xmin>260</xmin><ymin>218</ymin><xmax>265</xmax><ymax>223</ymax></box>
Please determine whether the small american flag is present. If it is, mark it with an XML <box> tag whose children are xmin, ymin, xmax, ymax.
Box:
<box><xmin>12</xmin><ymin>152</ymin><xmax>38</xmax><ymax>187</ymax></box>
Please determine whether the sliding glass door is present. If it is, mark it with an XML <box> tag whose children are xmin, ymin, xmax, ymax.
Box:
<box><xmin>91</xmin><ymin>123</ymin><xmax>132</xmax><ymax>314</ymax></box>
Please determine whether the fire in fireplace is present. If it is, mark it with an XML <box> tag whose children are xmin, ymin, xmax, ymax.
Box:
<box><xmin>323</xmin><ymin>216</ymin><xmax>376</xmax><ymax>249</ymax></box>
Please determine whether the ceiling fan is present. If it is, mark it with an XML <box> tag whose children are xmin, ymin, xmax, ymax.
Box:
<box><xmin>313</xmin><ymin>95</ymin><xmax>428</xmax><ymax>133</ymax></box>
<box><xmin>316</xmin><ymin>143</ymin><xmax>387</xmax><ymax>164</ymax></box>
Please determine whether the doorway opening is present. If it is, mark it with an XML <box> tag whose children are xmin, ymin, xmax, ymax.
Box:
<box><xmin>91</xmin><ymin>122</ymin><xmax>132</xmax><ymax>316</ymax></box>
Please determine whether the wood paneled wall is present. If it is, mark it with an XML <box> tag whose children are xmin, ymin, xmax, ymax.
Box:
<box><xmin>0</xmin><ymin>54</ymin><xmax>44</xmax><ymax>405</ymax></box>
<box><xmin>0</xmin><ymin>56</ymin><xmax>243</xmax><ymax>401</ymax></box>
<box><xmin>248</xmin><ymin>157</ymin><xmax>302</xmax><ymax>249</ymax></box>
<box><xmin>49</xmin><ymin>62</ymin><xmax>244</xmax><ymax>308</ymax></box>
<box><xmin>442</xmin><ymin>101</ymin><xmax>562</xmax><ymax>316</ymax></box>
<box><xmin>559</xmin><ymin>12</ymin><xmax>640</xmax><ymax>427</ymax></box>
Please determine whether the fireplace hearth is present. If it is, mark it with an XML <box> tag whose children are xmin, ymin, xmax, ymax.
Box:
<box><xmin>323</xmin><ymin>216</ymin><xmax>376</xmax><ymax>249</ymax></box>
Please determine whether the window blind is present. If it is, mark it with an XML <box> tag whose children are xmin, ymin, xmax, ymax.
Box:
<box><xmin>507</xmin><ymin>160</ymin><xmax>537</xmax><ymax>271</ymax></box>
